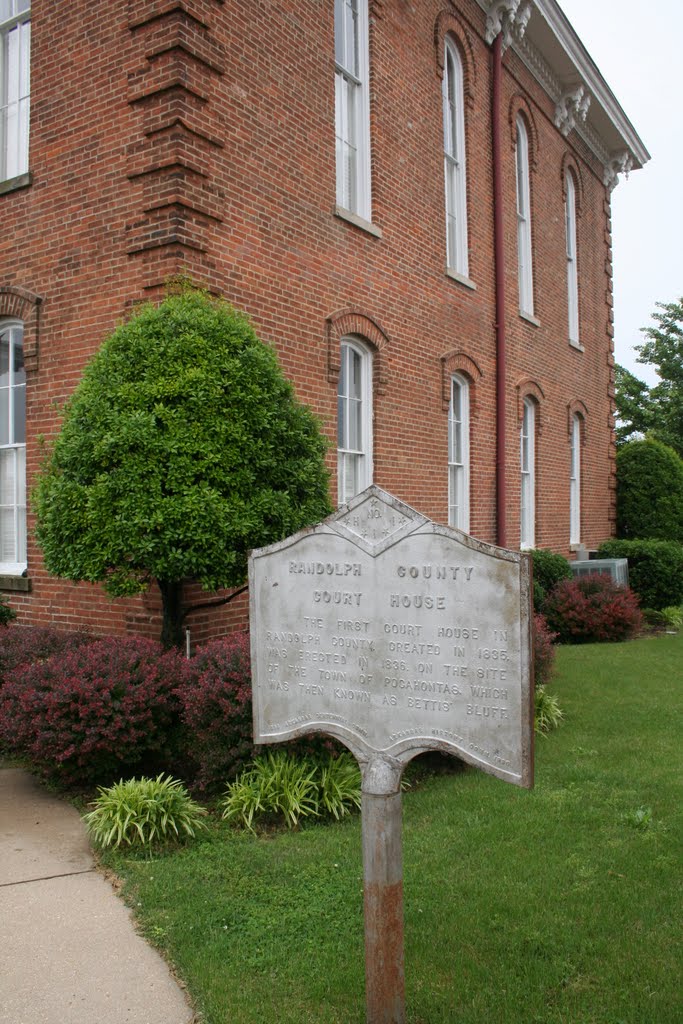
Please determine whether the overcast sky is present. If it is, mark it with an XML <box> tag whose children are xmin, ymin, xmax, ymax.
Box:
<box><xmin>558</xmin><ymin>0</ymin><xmax>682</xmax><ymax>387</ymax></box>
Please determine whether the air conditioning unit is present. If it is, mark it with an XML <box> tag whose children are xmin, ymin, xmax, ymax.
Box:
<box><xmin>570</xmin><ymin>558</ymin><xmax>629</xmax><ymax>587</ymax></box>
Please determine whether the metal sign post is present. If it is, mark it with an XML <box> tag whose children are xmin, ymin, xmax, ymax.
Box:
<box><xmin>249</xmin><ymin>487</ymin><xmax>533</xmax><ymax>1023</ymax></box>
<box><xmin>361</xmin><ymin>756</ymin><xmax>405</xmax><ymax>1024</ymax></box>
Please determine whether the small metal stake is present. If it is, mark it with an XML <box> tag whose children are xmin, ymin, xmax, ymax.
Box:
<box><xmin>361</xmin><ymin>757</ymin><xmax>406</xmax><ymax>1024</ymax></box>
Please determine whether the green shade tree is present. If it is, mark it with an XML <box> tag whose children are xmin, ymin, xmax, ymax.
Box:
<box><xmin>635</xmin><ymin>297</ymin><xmax>683</xmax><ymax>457</ymax></box>
<box><xmin>34</xmin><ymin>287</ymin><xmax>332</xmax><ymax>647</ymax></box>
<box><xmin>613</xmin><ymin>363</ymin><xmax>654</xmax><ymax>447</ymax></box>
<box><xmin>615</xmin><ymin>298</ymin><xmax>683</xmax><ymax>456</ymax></box>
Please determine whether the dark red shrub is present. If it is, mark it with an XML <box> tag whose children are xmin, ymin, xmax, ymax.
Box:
<box><xmin>181</xmin><ymin>632</ymin><xmax>254</xmax><ymax>792</ymax></box>
<box><xmin>533</xmin><ymin>613</ymin><xmax>558</xmax><ymax>686</ymax></box>
<box><xmin>0</xmin><ymin>637</ymin><xmax>188</xmax><ymax>788</ymax></box>
<box><xmin>543</xmin><ymin>574</ymin><xmax>643</xmax><ymax>644</ymax></box>
<box><xmin>0</xmin><ymin>625</ymin><xmax>95</xmax><ymax>686</ymax></box>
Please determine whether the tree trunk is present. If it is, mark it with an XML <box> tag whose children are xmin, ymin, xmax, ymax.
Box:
<box><xmin>158</xmin><ymin>579</ymin><xmax>185</xmax><ymax>649</ymax></box>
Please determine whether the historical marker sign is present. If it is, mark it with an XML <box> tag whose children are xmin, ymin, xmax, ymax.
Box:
<box><xmin>250</xmin><ymin>486</ymin><xmax>533</xmax><ymax>786</ymax></box>
<box><xmin>249</xmin><ymin>486</ymin><xmax>533</xmax><ymax>1024</ymax></box>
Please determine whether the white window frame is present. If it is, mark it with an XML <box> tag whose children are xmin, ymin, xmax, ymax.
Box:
<box><xmin>570</xmin><ymin>413</ymin><xmax>581</xmax><ymax>546</ymax></box>
<box><xmin>565</xmin><ymin>171</ymin><xmax>579</xmax><ymax>346</ymax></box>
<box><xmin>337</xmin><ymin>337</ymin><xmax>373</xmax><ymax>504</ymax></box>
<box><xmin>334</xmin><ymin>0</ymin><xmax>371</xmax><ymax>221</ymax></box>
<box><xmin>520</xmin><ymin>398</ymin><xmax>535</xmax><ymax>550</ymax></box>
<box><xmin>448</xmin><ymin>373</ymin><xmax>470</xmax><ymax>532</ymax></box>
<box><xmin>443</xmin><ymin>38</ymin><xmax>468</xmax><ymax>276</ymax></box>
<box><xmin>0</xmin><ymin>1</ymin><xmax>31</xmax><ymax>182</ymax></box>
<box><xmin>0</xmin><ymin>319</ymin><xmax>27</xmax><ymax>574</ymax></box>
<box><xmin>515</xmin><ymin>115</ymin><xmax>534</xmax><ymax>317</ymax></box>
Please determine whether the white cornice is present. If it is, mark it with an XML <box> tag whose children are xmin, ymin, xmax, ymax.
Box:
<box><xmin>475</xmin><ymin>0</ymin><xmax>650</xmax><ymax>185</ymax></box>
<box><xmin>485</xmin><ymin>0</ymin><xmax>532</xmax><ymax>51</ymax></box>
<box><xmin>554</xmin><ymin>84</ymin><xmax>590</xmax><ymax>137</ymax></box>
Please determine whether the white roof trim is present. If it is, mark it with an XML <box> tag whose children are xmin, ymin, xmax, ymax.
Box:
<box><xmin>476</xmin><ymin>0</ymin><xmax>650</xmax><ymax>179</ymax></box>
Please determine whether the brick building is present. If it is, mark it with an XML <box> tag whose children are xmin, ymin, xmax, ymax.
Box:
<box><xmin>0</xmin><ymin>0</ymin><xmax>648</xmax><ymax>640</ymax></box>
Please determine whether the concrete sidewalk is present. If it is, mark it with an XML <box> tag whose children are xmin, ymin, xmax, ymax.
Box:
<box><xmin>0</xmin><ymin>765</ymin><xmax>195</xmax><ymax>1024</ymax></box>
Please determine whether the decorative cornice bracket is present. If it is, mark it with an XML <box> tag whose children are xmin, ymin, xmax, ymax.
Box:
<box><xmin>554</xmin><ymin>83</ymin><xmax>591</xmax><ymax>137</ymax></box>
<box><xmin>485</xmin><ymin>0</ymin><xmax>532</xmax><ymax>51</ymax></box>
<box><xmin>603</xmin><ymin>150</ymin><xmax>633</xmax><ymax>192</ymax></box>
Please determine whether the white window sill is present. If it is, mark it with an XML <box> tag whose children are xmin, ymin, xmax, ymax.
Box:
<box><xmin>0</xmin><ymin>171</ymin><xmax>32</xmax><ymax>196</ymax></box>
<box><xmin>0</xmin><ymin>572</ymin><xmax>30</xmax><ymax>592</ymax></box>
<box><xmin>445</xmin><ymin>268</ymin><xmax>477</xmax><ymax>291</ymax></box>
<box><xmin>334</xmin><ymin>205</ymin><xmax>382</xmax><ymax>239</ymax></box>
<box><xmin>520</xmin><ymin>310</ymin><xmax>540</xmax><ymax>327</ymax></box>
<box><xmin>569</xmin><ymin>339</ymin><xmax>584</xmax><ymax>353</ymax></box>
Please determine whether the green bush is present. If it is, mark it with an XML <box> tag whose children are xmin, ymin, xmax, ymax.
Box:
<box><xmin>0</xmin><ymin>596</ymin><xmax>16</xmax><ymax>627</ymax></box>
<box><xmin>616</xmin><ymin>439</ymin><xmax>683</xmax><ymax>541</ymax></box>
<box><xmin>530</xmin><ymin>549</ymin><xmax>573</xmax><ymax>611</ymax></box>
<box><xmin>598</xmin><ymin>539</ymin><xmax>683</xmax><ymax>611</ymax></box>
<box><xmin>84</xmin><ymin>774</ymin><xmax>207</xmax><ymax>849</ymax></box>
<box><xmin>220</xmin><ymin>750</ymin><xmax>362</xmax><ymax>831</ymax></box>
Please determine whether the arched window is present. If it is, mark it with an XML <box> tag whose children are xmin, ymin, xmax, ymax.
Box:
<box><xmin>443</xmin><ymin>38</ymin><xmax>468</xmax><ymax>276</ymax></box>
<box><xmin>448</xmin><ymin>373</ymin><xmax>469</xmax><ymax>531</ymax></box>
<box><xmin>334</xmin><ymin>0</ymin><xmax>371</xmax><ymax>219</ymax></box>
<box><xmin>337</xmin><ymin>337</ymin><xmax>373</xmax><ymax>504</ymax></box>
<box><xmin>565</xmin><ymin>170</ymin><xmax>579</xmax><ymax>345</ymax></box>
<box><xmin>0</xmin><ymin>1</ymin><xmax>31</xmax><ymax>181</ymax></box>
<box><xmin>570</xmin><ymin>413</ymin><xmax>582</xmax><ymax>545</ymax></box>
<box><xmin>0</xmin><ymin>321</ymin><xmax>26</xmax><ymax>572</ymax></box>
<box><xmin>515</xmin><ymin>115</ymin><xmax>534</xmax><ymax>316</ymax></box>
<box><xmin>520</xmin><ymin>397</ymin><xmax>535</xmax><ymax>549</ymax></box>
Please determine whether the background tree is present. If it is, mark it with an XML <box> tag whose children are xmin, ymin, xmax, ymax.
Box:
<box><xmin>35</xmin><ymin>287</ymin><xmax>332</xmax><ymax>647</ymax></box>
<box><xmin>615</xmin><ymin>297</ymin><xmax>683</xmax><ymax>456</ymax></box>
<box><xmin>613</xmin><ymin>363</ymin><xmax>653</xmax><ymax>447</ymax></box>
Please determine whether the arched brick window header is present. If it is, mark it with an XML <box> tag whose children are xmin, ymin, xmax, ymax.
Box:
<box><xmin>516</xmin><ymin>377</ymin><xmax>545</xmax><ymax>431</ymax></box>
<box><xmin>440</xmin><ymin>350</ymin><xmax>482</xmax><ymax>412</ymax></box>
<box><xmin>0</xmin><ymin>286</ymin><xmax>42</xmax><ymax>372</ymax></box>
<box><xmin>567</xmin><ymin>399</ymin><xmax>588</xmax><ymax>440</ymax></box>
<box><xmin>326</xmin><ymin>308</ymin><xmax>390</xmax><ymax>395</ymax></box>
<box><xmin>434</xmin><ymin>10</ymin><xmax>476</xmax><ymax>108</ymax></box>
<box><xmin>561</xmin><ymin>153</ymin><xmax>584</xmax><ymax>215</ymax></box>
<box><xmin>509</xmin><ymin>95</ymin><xmax>539</xmax><ymax>170</ymax></box>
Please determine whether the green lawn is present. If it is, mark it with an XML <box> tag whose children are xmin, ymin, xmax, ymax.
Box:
<box><xmin>105</xmin><ymin>633</ymin><xmax>682</xmax><ymax>1023</ymax></box>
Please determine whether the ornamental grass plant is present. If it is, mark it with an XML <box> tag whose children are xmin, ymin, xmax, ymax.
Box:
<box><xmin>84</xmin><ymin>775</ymin><xmax>207</xmax><ymax>849</ymax></box>
<box><xmin>220</xmin><ymin>750</ymin><xmax>362</xmax><ymax>831</ymax></box>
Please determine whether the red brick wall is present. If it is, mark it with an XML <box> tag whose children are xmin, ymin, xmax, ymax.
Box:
<box><xmin>0</xmin><ymin>0</ymin><xmax>616</xmax><ymax>641</ymax></box>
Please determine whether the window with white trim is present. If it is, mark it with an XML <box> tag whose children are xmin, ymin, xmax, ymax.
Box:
<box><xmin>1</xmin><ymin>0</ymin><xmax>30</xmax><ymax>182</ymax></box>
<box><xmin>337</xmin><ymin>338</ymin><xmax>372</xmax><ymax>504</ymax></box>
<box><xmin>515</xmin><ymin>115</ymin><xmax>534</xmax><ymax>316</ymax></box>
<box><xmin>448</xmin><ymin>373</ymin><xmax>469</xmax><ymax>531</ymax></box>
<box><xmin>570</xmin><ymin>413</ymin><xmax>581</xmax><ymax>545</ymax></box>
<box><xmin>0</xmin><ymin>321</ymin><xmax>26</xmax><ymax>573</ymax></box>
<box><xmin>520</xmin><ymin>398</ymin><xmax>535</xmax><ymax>549</ymax></box>
<box><xmin>565</xmin><ymin>171</ymin><xmax>579</xmax><ymax>345</ymax></box>
<box><xmin>442</xmin><ymin>38</ymin><xmax>468</xmax><ymax>276</ymax></box>
<box><xmin>334</xmin><ymin>0</ymin><xmax>371</xmax><ymax>220</ymax></box>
